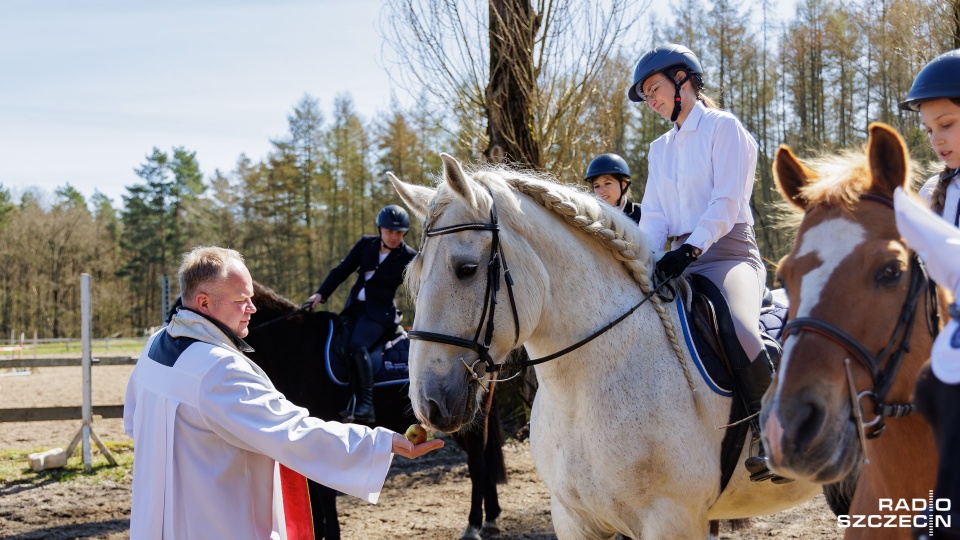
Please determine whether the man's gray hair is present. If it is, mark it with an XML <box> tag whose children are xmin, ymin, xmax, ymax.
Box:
<box><xmin>178</xmin><ymin>246</ymin><xmax>245</xmax><ymax>302</ymax></box>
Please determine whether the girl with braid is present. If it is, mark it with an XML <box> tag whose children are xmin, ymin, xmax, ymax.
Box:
<box><xmin>898</xmin><ymin>49</ymin><xmax>960</xmax><ymax>540</ymax></box>
<box><xmin>899</xmin><ymin>49</ymin><xmax>960</xmax><ymax>223</ymax></box>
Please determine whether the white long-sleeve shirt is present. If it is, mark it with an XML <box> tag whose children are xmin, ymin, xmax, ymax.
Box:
<box><xmin>124</xmin><ymin>309</ymin><xmax>395</xmax><ymax>540</ymax></box>
<box><xmin>919</xmin><ymin>172</ymin><xmax>960</xmax><ymax>226</ymax></box>
<box><xmin>639</xmin><ymin>101</ymin><xmax>758</xmax><ymax>253</ymax></box>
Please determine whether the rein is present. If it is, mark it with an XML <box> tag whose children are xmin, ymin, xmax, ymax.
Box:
<box><xmin>407</xmin><ymin>192</ymin><xmax>665</xmax><ymax>385</ymax></box>
<box><xmin>780</xmin><ymin>193</ymin><xmax>938</xmax><ymax>444</ymax></box>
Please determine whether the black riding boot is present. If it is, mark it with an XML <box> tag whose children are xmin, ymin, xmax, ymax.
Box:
<box><xmin>737</xmin><ymin>351</ymin><xmax>794</xmax><ymax>484</ymax></box>
<box><xmin>341</xmin><ymin>348</ymin><xmax>376</xmax><ymax>424</ymax></box>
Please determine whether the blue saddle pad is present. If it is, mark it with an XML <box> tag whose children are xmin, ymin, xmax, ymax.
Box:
<box><xmin>673</xmin><ymin>288</ymin><xmax>789</xmax><ymax>397</ymax></box>
<box><xmin>322</xmin><ymin>317</ymin><xmax>410</xmax><ymax>388</ymax></box>
<box><xmin>675</xmin><ymin>296</ymin><xmax>735</xmax><ymax>396</ymax></box>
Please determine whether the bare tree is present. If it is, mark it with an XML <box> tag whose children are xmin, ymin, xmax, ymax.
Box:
<box><xmin>381</xmin><ymin>0</ymin><xmax>647</xmax><ymax>170</ymax></box>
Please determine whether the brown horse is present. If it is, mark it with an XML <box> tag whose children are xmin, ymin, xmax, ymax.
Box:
<box><xmin>760</xmin><ymin>123</ymin><xmax>942</xmax><ymax>539</ymax></box>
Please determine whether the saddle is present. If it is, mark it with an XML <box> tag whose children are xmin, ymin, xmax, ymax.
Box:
<box><xmin>325</xmin><ymin>317</ymin><xmax>411</xmax><ymax>388</ymax></box>
<box><xmin>687</xmin><ymin>276</ymin><xmax>785</xmax><ymax>375</ymax></box>
<box><xmin>682</xmin><ymin>275</ymin><xmax>788</xmax><ymax>493</ymax></box>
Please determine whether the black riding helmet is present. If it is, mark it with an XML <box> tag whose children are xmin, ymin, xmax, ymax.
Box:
<box><xmin>899</xmin><ymin>48</ymin><xmax>960</xmax><ymax>111</ymax></box>
<box><xmin>628</xmin><ymin>43</ymin><xmax>704</xmax><ymax>122</ymax></box>
<box><xmin>585</xmin><ymin>153</ymin><xmax>632</xmax><ymax>206</ymax></box>
<box><xmin>376</xmin><ymin>204</ymin><xmax>410</xmax><ymax>231</ymax></box>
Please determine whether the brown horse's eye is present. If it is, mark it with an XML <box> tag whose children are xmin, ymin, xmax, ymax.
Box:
<box><xmin>456</xmin><ymin>263</ymin><xmax>479</xmax><ymax>279</ymax></box>
<box><xmin>876</xmin><ymin>262</ymin><xmax>903</xmax><ymax>286</ymax></box>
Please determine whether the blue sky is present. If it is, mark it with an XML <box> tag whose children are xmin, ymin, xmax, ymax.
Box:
<box><xmin>0</xmin><ymin>0</ymin><xmax>394</xmax><ymax>204</ymax></box>
<box><xmin>1</xmin><ymin>0</ymin><xmax>797</xmax><ymax>206</ymax></box>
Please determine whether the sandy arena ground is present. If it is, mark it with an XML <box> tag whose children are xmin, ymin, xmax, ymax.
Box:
<box><xmin>0</xmin><ymin>365</ymin><xmax>843</xmax><ymax>539</ymax></box>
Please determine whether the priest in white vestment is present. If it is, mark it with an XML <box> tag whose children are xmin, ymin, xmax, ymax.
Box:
<box><xmin>124</xmin><ymin>246</ymin><xmax>442</xmax><ymax>540</ymax></box>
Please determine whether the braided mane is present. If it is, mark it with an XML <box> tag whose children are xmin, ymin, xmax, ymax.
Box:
<box><xmin>405</xmin><ymin>163</ymin><xmax>699</xmax><ymax>410</ymax></box>
<box><xmin>408</xmin><ymin>164</ymin><xmax>656</xmax><ymax>293</ymax></box>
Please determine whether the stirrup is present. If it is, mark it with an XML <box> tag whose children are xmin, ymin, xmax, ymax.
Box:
<box><xmin>340</xmin><ymin>396</ymin><xmax>356</xmax><ymax>422</ymax></box>
<box><xmin>744</xmin><ymin>455</ymin><xmax>794</xmax><ymax>484</ymax></box>
<box><xmin>352</xmin><ymin>410</ymin><xmax>376</xmax><ymax>424</ymax></box>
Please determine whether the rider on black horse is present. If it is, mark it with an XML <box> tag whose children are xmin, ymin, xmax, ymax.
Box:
<box><xmin>308</xmin><ymin>205</ymin><xmax>417</xmax><ymax>424</ymax></box>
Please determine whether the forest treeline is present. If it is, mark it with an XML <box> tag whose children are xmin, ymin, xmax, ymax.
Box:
<box><xmin>0</xmin><ymin>0</ymin><xmax>957</xmax><ymax>338</ymax></box>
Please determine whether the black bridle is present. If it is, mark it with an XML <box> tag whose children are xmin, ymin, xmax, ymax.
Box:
<box><xmin>407</xmin><ymin>195</ymin><xmax>665</xmax><ymax>385</ymax></box>
<box><xmin>779</xmin><ymin>193</ymin><xmax>939</xmax><ymax>444</ymax></box>
<box><xmin>406</xmin><ymin>199</ymin><xmax>521</xmax><ymax>382</ymax></box>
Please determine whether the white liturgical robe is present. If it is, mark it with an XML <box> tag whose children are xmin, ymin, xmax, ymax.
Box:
<box><xmin>123</xmin><ymin>309</ymin><xmax>395</xmax><ymax>539</ymax></box>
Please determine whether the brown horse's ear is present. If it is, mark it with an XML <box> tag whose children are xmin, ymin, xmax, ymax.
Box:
<box><xmin>440</xmin><ymin>153</ymin><xmax>477</xmax><ymax>208</ymax></box>
<box><xmin>774</xmin><ymin>145</ymin><xmax>817</xmax><ymax>211</ymax></box>
<box><xmin>387</xmin><ymin>172</ymin><xmax>434</xmax><ymax>221</ymax></box>
<box><xmin>867</xmin><ymin>122</ymin><xmax>909</xmax><ymax>199</ymax></box>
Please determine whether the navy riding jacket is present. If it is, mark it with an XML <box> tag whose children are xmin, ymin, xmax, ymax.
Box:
<box><xmin>623</xmin><ymin>198</ymin><xmax>642</xmax><ymax>224</ymax></box>
<box><xmin>316</xmin><ymin>235</ymin><xmax>417</xmax><ymax>327</ymax></box>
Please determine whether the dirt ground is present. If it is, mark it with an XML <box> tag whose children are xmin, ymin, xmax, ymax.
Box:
<box><xmin>0</xmin><ymin>366</ymin><xmax>843</xmax><ymax>539</ymax></box>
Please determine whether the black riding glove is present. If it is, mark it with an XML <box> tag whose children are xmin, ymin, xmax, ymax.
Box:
<box><xmin>655</xmin><ymin>244</ymin><xmax>699</xmax><ymax>281</ymax></box>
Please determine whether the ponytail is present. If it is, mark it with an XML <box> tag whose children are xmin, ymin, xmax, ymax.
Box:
<box><xmin>699</xmin><ymin>93</ymin><xmax>720</xmax><ymax>109</ymax></box>
<box><xmin>930</xmin><ymin>165</ymin><xmax>953</xmax><ymax>216</ymax></box>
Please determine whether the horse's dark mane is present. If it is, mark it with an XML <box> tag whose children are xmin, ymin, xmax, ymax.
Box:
<box><xmin>253</xmin><ymin>280</ymin><xmax>297</xmax><ymax>313</ymax></box>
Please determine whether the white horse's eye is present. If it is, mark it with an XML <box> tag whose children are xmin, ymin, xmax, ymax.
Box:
<box><xmin>456</xmin><ymin>263</ymin><xmax>479</xmax><ymax>279</ymax></box>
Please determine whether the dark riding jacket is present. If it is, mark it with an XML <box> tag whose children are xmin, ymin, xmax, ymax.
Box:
<box><xmin>623</xmin><ymin>198</ymin><xmax>642</xmax><ymax>224</ymax></box>
<box><xmin>316</xmin><ymin>235</ymin><xmax>417</xmax><ymax>327</ymax></box>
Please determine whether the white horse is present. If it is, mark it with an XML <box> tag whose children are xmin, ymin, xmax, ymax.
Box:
<box><xmin>390</xmin><ymin>154</ymin><xmax>819</xmax><ymax>539</ymax></box>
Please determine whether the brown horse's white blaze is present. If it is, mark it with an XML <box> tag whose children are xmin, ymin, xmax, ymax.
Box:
<box><xmin>764</xmin><ymin>216</ymin><xmax>870</xmax><ymax>481</ymax></box>
<box><xmin>761</xmin><ymin>123</ymin><xmax>939</xmax><ymax>539</ymax></box>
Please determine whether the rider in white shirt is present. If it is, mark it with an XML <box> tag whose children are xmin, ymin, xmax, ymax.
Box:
<box><xmin>899</xmin><ymin>49</ymin><xmax>960</xmax><ymax>227</ymax></box>
<box><xmin>628</xmin><ymin>43</ymin><xmax>782</xmax><ymax>483</ymax></box>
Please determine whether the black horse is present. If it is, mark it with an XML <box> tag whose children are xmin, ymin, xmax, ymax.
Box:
<box><xmin>244</xmin><ymin>281</ymin><xmax>507</xmax><ymax>540</ymax></box>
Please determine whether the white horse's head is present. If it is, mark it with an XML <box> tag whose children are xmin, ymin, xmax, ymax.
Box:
<box><xmin>388</xmin><ymin>155</ymin><xmax>537</xmax><ymax>431</ymax></box>
<box><xmin>391</xmin><ymin>154</ymin><xmax>655</xmax><ymax>432</ymax></box>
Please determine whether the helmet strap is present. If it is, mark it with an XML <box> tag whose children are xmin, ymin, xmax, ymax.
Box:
<box><xmin>670</xmin><ymin>71</ymin><xmax>691</xmax><ymax>123</ymax></box>
<box><xmin>616</xmin><ymin>180</ymin><xmax>632</xmax><ymax>207</ymax></box>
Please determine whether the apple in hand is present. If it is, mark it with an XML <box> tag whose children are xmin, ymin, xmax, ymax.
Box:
<box><xmin>404</xmin><ymin>424</ymin><xmax>428</xmax><ymax>445</ymax></box>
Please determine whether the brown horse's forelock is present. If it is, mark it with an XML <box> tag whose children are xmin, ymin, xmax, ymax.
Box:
<box><xmin>797</xmin><ymin>151</ymin><xmax>873</xmax><ymax>210</ymax></box>
<box><xmin>794</xmin><ymin>146</ymin><xmax>924</xmax><ymax>210</ymax></box>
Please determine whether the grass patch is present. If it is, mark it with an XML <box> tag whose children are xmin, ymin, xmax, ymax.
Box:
<box><xmin>9</xmin><ymin>338</ymin><xmax>148</xmax><ymax>357</ymax></box>
<box><xmin>0</xmin><ymin>440</ymin><xmax>134</xmax><ymax>484</ymax></box>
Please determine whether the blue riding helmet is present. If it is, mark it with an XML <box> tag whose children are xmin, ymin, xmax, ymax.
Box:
<box><xmin>899</xmin><ymin>48</ymin><xmax>960</xmax><ymax>111</ymax></box>
<box><xmin>628</xmin><ymin>43</ymin><xmax>703</xmax><ymax>103</ymax></box>
<box><xmin>584</xmin><ymin>153</ymin><xmax>631</xmax><ymax>182</ymax></box>
<box><xmin>376</xmin><ymin>205</ymin><xmax>410</xmax><ymax>231</ymax></box>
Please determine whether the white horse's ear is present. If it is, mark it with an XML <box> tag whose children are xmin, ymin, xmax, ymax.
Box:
<box><xmin>387</xmin><ymin>172</ymin><xmax>433</xmax><ymax>220</ymax></box>
<box><xmin>440</xmin><ymin>153</ymin><xmax>477</xmax><ymax>208</ymax></box>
